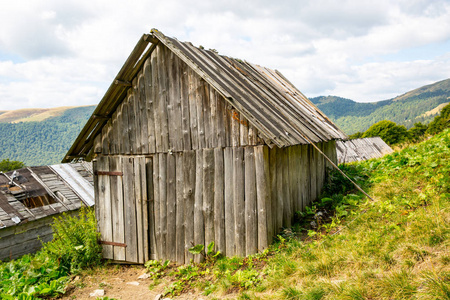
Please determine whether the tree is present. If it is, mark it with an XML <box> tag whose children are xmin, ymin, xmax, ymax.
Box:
<box><xmin>0</xmin><ymin>159</ymin><xmax>25</xmax><ymax>172</ymax></box>
<box><xmin>426</xmin><ymin>103</ymin><xmax>450</xmax><ymax>135</ymax></box>
<box><xmin>408</xmin><ymin>122</ymin><xmax>428</xmax><ymax>142</ymax></box>
<box><xmin>362</xmin><ymin>120</ymin><xmax>408</xmax><ymax>145</ymax></box>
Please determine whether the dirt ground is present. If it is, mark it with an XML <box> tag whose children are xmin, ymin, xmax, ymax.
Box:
<box><xmin>60</xmin><ymin>264</ymin><xmax>211</xmax><ymax>300</ymax></box>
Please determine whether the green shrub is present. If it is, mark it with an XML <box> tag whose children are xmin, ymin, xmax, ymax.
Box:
<box><xmin>362</xmin><ymin>120</ymin><xmax>408</xmax><ymax>145</ymax></box>
<box><xmin>41</xmin><ymin>207</ymin><xmax>102</xmax><ymax>273</ymax></box>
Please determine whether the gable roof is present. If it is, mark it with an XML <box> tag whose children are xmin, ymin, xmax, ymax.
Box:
<box><xmin>63</xmin><ymin>29</ymin><xmax>346</xmax><ymax>162</ymax></box>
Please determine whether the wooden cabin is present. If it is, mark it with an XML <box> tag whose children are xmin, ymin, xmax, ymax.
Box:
<box><xmin>0</xmin><ymin>162</ymin><xmax>94</xmax><ymax>261</ymax></box>
<box><xmin>336</xmin><ymin>137</ymin><xmax>394</xmax><ymax>164</ymax></box>
<box><xmin>64</xmin><ymin>29</ymin><xmax>347</xmax><ymax>264</ymax></box>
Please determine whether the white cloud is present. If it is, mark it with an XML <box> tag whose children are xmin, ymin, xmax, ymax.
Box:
<box><xmin>0</xmin><ymin>0</ymin><xmax>449</xmax><ymax>110</ymax></box>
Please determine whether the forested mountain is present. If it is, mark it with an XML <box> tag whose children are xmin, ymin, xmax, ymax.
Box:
<box><xmin>310</xmin><ymin>78</ymin><xmax>450</xmax><ymax>134</ymax></box>
<box><xmin>0</xmin><ymin>106</ymin><xmax>95</xmax><ymax>166</ymax></box>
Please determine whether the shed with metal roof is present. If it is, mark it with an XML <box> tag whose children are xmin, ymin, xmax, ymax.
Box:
<box><xmin>64</xmin><ymin>29</ymin><xmax>347</xmax><ymax>264</ymax></box>
<box><xmin>0</xmin><ymin>162</ymin><xmax>94</xmax><ymax>260</ymax></box>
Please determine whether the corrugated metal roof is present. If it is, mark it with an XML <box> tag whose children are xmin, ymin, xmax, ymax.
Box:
<box><xmin>63</xmin><ymin>29</ymin><xmax>346</xmax><ymax>161</ymax></box>
<box><xmin>336</xmin><ymin>137</ymin><xmax>394</xmax><ymax>164</ymax></box>
<box><xmin>0</xmin><ymin>162</ymin><xmax>94</xmax><ymax>229</ymax></box>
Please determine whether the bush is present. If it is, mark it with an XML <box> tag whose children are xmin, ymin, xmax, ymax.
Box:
<box><xmin>41</xmin><ymin>207</ymin><xmax>103</xmax><ymax>273</ymax></box>
<box><xmin>407</xmin><ymin>122</ymin><xmax>428</xmax><ymax>142</ymax></box>
<box><xmin>362</xmin><ymin>120</ymin><xmax>408</xmax><ymax>145</ymax></box>
<box><xmin>0</xmin><ymin>159</ymin><xmax>25</xmax><ymax>172</ymax></box>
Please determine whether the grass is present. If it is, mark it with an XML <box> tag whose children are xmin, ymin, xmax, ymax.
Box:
<box><xmin>150</xmin><ymin>128</ymin><xmax>449</xmax><ymax>299</ymax></box>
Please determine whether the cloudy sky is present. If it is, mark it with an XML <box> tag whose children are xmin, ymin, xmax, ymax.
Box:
<box><xmin>1</xmin><ymin>0</ymin><xmax>449</xmax><ymax>110</ymax></box>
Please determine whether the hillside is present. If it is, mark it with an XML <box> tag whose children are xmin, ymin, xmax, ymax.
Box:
<box><xmin>310</xmin><ymin>78</ymin><xmax>450</xmax><ymax>134</ymax></box>
<box><xmin>0</xmin><ymin>106</ymin><xmax>95</xmax><ymax>166</ymax></box>
<box><xmin>0</xmin><ymin>106</ymin><xmax>86</xmax><ymax>124</ymax></box>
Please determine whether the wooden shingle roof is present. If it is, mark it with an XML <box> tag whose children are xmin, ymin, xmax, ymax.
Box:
<box><xmin>64</xmin><ymin>29</ymin><xmax>346</xmax><ymax>161</ymax></box>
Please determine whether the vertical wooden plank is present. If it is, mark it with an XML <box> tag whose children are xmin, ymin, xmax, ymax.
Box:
<box><xmin>214</xmin><ymin>90</ymin><xmax>226</xmax><ymax>147</ymax></box>
<box><xmin>289</xmin><ymin>146</ymin><xmax>298</xmax><ymax>214</ymax></box>
<box><xmin>144</xmin><ymin>58</ymin><xmax>156</xmax><ymax>154</ymax></box>
<box><xmin>94</xmin><ymin>133</ymin><xmax>102</xmax><ymax>154</ymax></box>
<box><xmin>203</xmin><ymin>149</ymin><xmax>215</xmax><ymax>250</ymax></box>
<box><xmin>194</xmin><ymin>150</ymin><xmax>205</xmax><ymax>263</ymax></box>
<box><xmin>183</xmin><ymin>150</ymin><xmax>196</xmax><ymax>263</ymax></box>
<box><xmin>175</xmin><ymin>153</ymin><xmax>185</xmax><ymax>264</ymax></box>
<box><xmin>203</xmin><ymin>84</ymin><xmax>212</xmax><ymax>148</ymax></box>
<box><xmin>179</xmin><ymin>59</ymin><xmax>191</xmax><ymax>150</ymax></box>
<box><xmin>101</xmin><ymin>156</ymin><xmax>113</xmax><ymax>259</ymax></box>
<box><xmin>132</xmin><ymin>78</ymin><xmax>142</xmax><ymax>154</ymax></box>
<box><xmin>248</xmin><ymin>124</ymin><xmax>257</xmax><ymax>146</ymax></box>
<box><xmin>138</xmin><ymin>73</ymin><xmax>149</xmax><ymax>154</ymax></box>
<box><xmin>255</xmin><ymin>145</ymin><xmax>269</xmax><ymax>251</ymax></box>
<box><xmin>209</xmin><ymin>86</ymin><xmax>218</xmax><ymax>148</ymax></box>
<box><xmin>276</xmin><ymin>147</ymin><xmax>284</xmax><ymax>231</ymax></box>
<box><xmin>214</xmin><ymin>148</ymin><xmax>225</xmax><ymax>255</ymax></box>
<box><xmin>167</xmin><ymin>51</ymin><xmax>183</xmax><ymax>151</ymax></box>
<box><xmin>110</xmin><ymin>156</ymin><xmax>125</xmax><ymax>261</ymax></box>
<box><xmin>309</xmin><ymin>144</ymin><xmax>317</xmax><ymax>204</ymax></box>
<box><xmin>101</xmin><ymin>121</ymin><xmax>109</xmax><ymax>155</ymax></box>
<box><xmin>123</xmin><ymin>157</ymin><xmax>138</xmax><ymax>263</ymax></box>
<box><xmin>111</xmin><ymin>111</ymin><xmax>118</xmax><ymax>155</ymax></box>
<box><xmin>122</xmin><ymin>97</ymin><xmax>131</xmax><ymax>155</ymax></box>
<box><xmin>302</xmin><ymin>144</ymin><xmax>310</xmax><ymax>210</ymax></box>
<box><xmin>127</xmin><ymin>92</ymin><xmax>136</xmax><ymax>154</ymax></box>
<box><xmin>231</xmin><ymin>109</ymin><xmax>240</xmax><ymax>146</ymax></box>
<box><xmin>317</xmin><ymin>143</ymin><xmax>324</xmax><ymax>197</ymax></box>
<box><xmin>233</xmin><ymin>147</ymin><xmax>245</xmax><ymax>256</ymax></box>
<box><xmin>133</xmin><ymin>157</ymin><xmax>144</xmax><ymax>263</ymax></box>
<box><xmin>152</xmin><ymin>49</ymin><xmax>162</xmax><ymax>153</ymax></box>
<box><xmin>146</xmin><ymin>157</ymin><xmax>156</xmax><ymax>260</ymax></box>
<box><xmin>296</xmin><ymin>146</ymin><xmax>304</xmax><ymax>213</ymax></box>
<box><xmin>93</xmin><ymin>159</ymin><xmax>99</xmax><ymax>227</ymax></box>
<box><xmin>167</xmin><ymin>152</ymin><xmax>176</xmax><ymax>262</ymax></box>
<box><xmin>188</xmin><ymin>69</ymin><xmax>199</xmax><ymax>150</ymax></box>
<box><xmin>269</xmin><ymin>147</ymin><xmax>278</xmax><ymax>235</ymax></box>
<box><xmin>240</xmin><ymin>115</ymin><xmax>249</xmax><ymax>146</ymax></box>
<box><xmin>116</xmin><ymin>104</ymin><xmax>123</xmax><ymax>154</ymax></box>
<box><xmin>224</xmin><ymin>147</ymin><xmax>234</xmax><ymax>257</ymax></box>
<box><xmin>196</xmin><ymin>78</ymin><xmax>206</xmax><ymax>149</ymax></box>
<box><xmin>223</xmin><ymin>101</ymin><xmax>232</xmax><ymax>147</ymax></box>
<box><xmin>284</xmin><ymin>147</ymin><xmax>292</xmax><ymax>228</ymax></box>
<box><xmin>157</xmin><ymin>45</ymin><xmax>170</xmax><ymax>152</ymax></box>
<box><xmin>152</xmin><ymin>155</ymin><xmax>161</xmax><ymax>259</ymax></box>
<box><xmin>158</xmin><ymin>153</ymin><xmax>167</xmax><ymax>260</ymax></box>
<box><xmin>245</xmin><ymin>147</ymin><xmax>257</xmax><ymax>256</ymax></box>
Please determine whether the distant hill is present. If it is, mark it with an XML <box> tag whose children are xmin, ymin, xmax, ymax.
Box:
<box><xmin>0</xmin><ymin>106</ymin><xmax>95</xmax><ymax>166</ymax></box>
<box><xmin>0</xmin><ymin>106</ymin><xmax>85</xmax><ymax>124</ymax></box>
<box><xmin>310</xmin><ymin>78</ymin><xmax>450</xmax><ymax>134</ymax></box>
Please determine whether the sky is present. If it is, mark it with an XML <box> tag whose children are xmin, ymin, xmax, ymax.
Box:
<box><xmin>0</xmin><ymin>0</ymin><xmax>449</xmax><ymax>110</ymax></box>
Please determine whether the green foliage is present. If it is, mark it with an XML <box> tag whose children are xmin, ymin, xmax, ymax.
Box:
<box><xmin>348</xmin><ymin>131</ymin><xmax>363</xmax><ymax>139</ymax></box>
<box><xmin>41</xmin><ymin>207</ymin><xmax>102</xmax><ymax>274</ymax></box>
<box><xmin>0</xmin><ymin>106</ymin><xmax>94</xmax><ymax>166</ymax></box>
<box><xmin>407</xmin><ymin>122</ymin><xmax>428</xmax><ymax>142</ymax></box>
<box><xmin>362</xmin><ymin>120</ymin><xmax>408</xmax><ymax>145</ymax></box>
<box><xmin>0</xmin><ymin>159</ymin><xmax>25</xmax><ymax>172</ymax></box>
<box><xmin>144</xmin><ymin>260</ymin><xmax>170</xmax><ymax>279</ymax></box>
<box><xmin>0</xmin><ymin>207</ymin><xmax>102</xmax><ymax>299</ymax></box>
<box><xmin>426</xmin><ymin>102</ymin><xmax>450</xmax><ymax>135</ymax></box>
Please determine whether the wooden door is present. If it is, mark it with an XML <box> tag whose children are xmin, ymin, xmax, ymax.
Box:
<box><xmin>94</xmin><ymin>156</ymin><xmax>150</xmax><ymax>264</ymax></box>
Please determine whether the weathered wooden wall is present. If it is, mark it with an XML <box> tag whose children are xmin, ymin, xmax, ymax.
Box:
<box><xmin>0</xmin><ymin>210</ymin><xmax>79</xmax><ymax>261</ymax></box>
<box><xmin>94</xmin><ymin>140</ymin><xmax>337</xmax><ymax>264</ymax></box>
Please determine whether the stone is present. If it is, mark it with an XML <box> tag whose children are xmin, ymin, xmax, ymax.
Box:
<box><xmin>138</xmin><ymin>273</ymin><xmax>151</xmax><ymax>279</ymax></box>
<box><xmin>89</xmin><ymin>289</ymin><xmax>105</xmax><ymax>297</ymax></box>
<box><xmin>126</xmin><ymin>281</ymin><xmax>140</xmax><ymax>286</ymax></box>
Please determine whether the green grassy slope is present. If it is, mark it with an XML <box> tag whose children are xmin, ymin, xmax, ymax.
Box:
<box><xmin>0</xmin><ymin>106</ymin><xmax>95</xmax><ymax>166</ymax></box>
<box><xmin>254</xmin><ymin>129</ymin><xmax>450</xmax><ymax>299</ymax></box>
<box><xmin>310</xmin><ymin>78</ymin><xmax>450</xmax><ymax>134</ymax></box>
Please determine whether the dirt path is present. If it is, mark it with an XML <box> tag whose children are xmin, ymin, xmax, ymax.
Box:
<box><xmin>61</xmin><ymin>264</ymin><xmax>164</xmax><ymax>300</ymax></box>
<box><xmin>60</xmin><ymin>264</ymin><xmax>222</xmax><ymax>300</ymax></box>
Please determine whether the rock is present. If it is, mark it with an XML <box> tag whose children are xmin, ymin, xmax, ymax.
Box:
<box><xmin>126</xmin><ymin>281</ymin><xmax>140</xmax><ymax>286</ymax></box>
<box><xmin>89</xmin><ymin>289</ymin><xmax>105</xmax><ymax>297</ymax></box>
<box><xmin>138</xmin><ymin>273</ymin><xmax>151</xmax><ymax>279</ymax></box>
<box><xmin>154</xmin><ymin>294</ymin><xmax>162</xmax><ymax>300</ymax></box>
